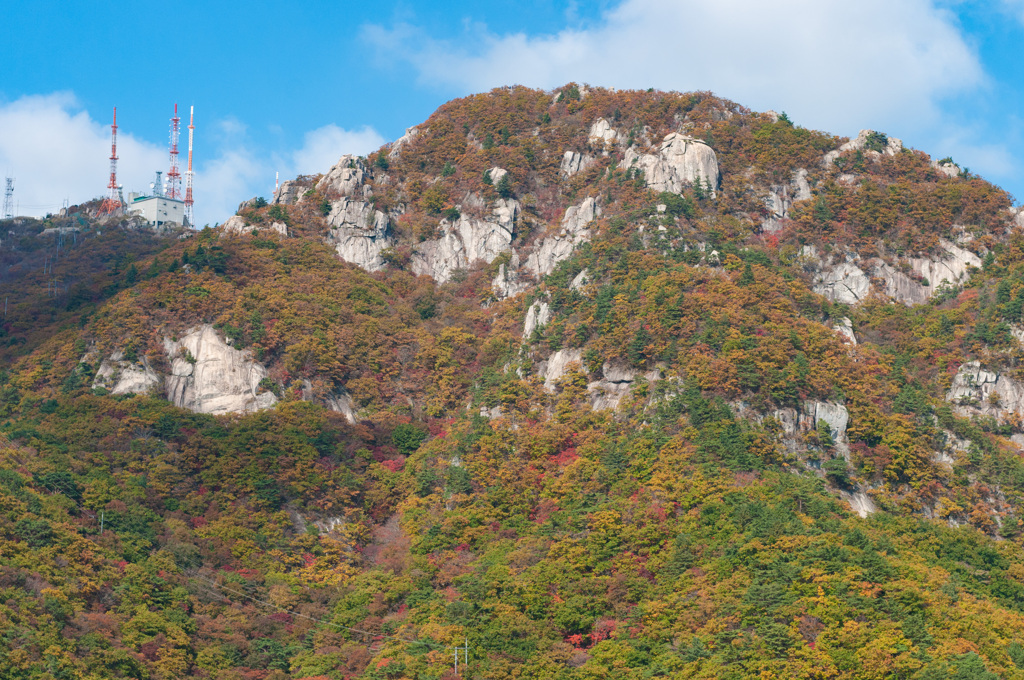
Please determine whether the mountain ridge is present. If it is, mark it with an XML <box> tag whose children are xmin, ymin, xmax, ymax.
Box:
<box><xmin>3</xmin><ymin>84</ymin><xmax>1024</xmax><ymax>679</ymax></box>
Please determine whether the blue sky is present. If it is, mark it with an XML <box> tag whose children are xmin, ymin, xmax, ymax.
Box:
<box><xmin>2</xmin><ymin>0</ymin><xmax>1022</xmax><ymax>226</ymax></box>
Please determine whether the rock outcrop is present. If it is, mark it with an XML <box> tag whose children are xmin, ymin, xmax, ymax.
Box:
<box><xmin>810</xmin><ymin>240</ymin><xmax>980</xmax><ymax>306</ymax></box>
<box><xmin>272</xmin><ymin>180</ymin><xmax>306</xmax><ymax>205</ymax></box>
<box><xmin>221</xmin><ymin>216</ymin><xmax>288</xmax><ymax>237</ymax></box>
<box><xmin>326</xmin><ymin>390</ymin><xmax>358</xmax><ymax>424</ymax></box>
<box><xmin>833</xmin><ymin>317</ymin><xmax>857</xmax><ymax>345</ymax></box>
<box><xmin>588</xmin><ymin>361</ymin><xmax>660</xmax><ymax>411</ymax></box>
<box><xmin>539</xmin><ymin>348</ymin><xmax>584</xmax><ymax>391</ymax></box>
<box><xmin>92</xmin><ymin>352</ymin><xmax>161</xmax><ymax>395</ymax></box>
<box><xmin>932</xmin><ymin>161</ymin><xmax>960</xmax><ymax>179</ymax></box>
<box><xmin>623</xmin><ymin>133</ymin><xmax>720</xmax><ymax>196</ymax></box>
<box><xmin>325</xmin><ymin>198</ymin><xmax>394</xmax><ymax>272</ymax></box>
<box><xmin>947</xmin><ymin>361</ymin><xmax>1024</xmax><ymax>423</ymax></box>
<box><xmin>388</xmin><ymin>127</ymin><xmax>419</xmax><ymax>159</ymax></box>
<box><xmin>317</xmin><ymin>155</ymin><xmax>371</xmax><ymax>199</ymax></box>
<box><xmin>492</xmin><ymin>251</ymin><xmax>528</xmax><ymax>300</ymax></box>
<box><xmin>163</xmin><ymin>325</ymin><xmax>278</xmax><ymax>416</ymax></box>
<box><xmin>813</xmin><ymin>261</ymin><xmax>872</xmax><ymax>305</ymax></box>
<box><xmin>823</xmin><ymin>129</ymin><xmax>904</xmax><ymax>166</ymax></box>
<box><xmin>762</xmin><ymin>169</ymin><xmax>811</xmax><ymax>233</ymax></box>
<box><xmin>524</xmin><ymin>196</ymin><xmax>601</xmax><ymax>277</ymax></box>
<box><xmin>411</xmin><ymin>199</ymin><xmax>519</xmax><ymax>283</ymax></box>
<box><xmin>588</xmin><ymin>119</ymin><xmax>621</xmax><ymax>146</ymax></box>
<box><xmin>560</xmin><ymin>151</ymin><xmax>595</xmax><ymax>178</ymax></box>
<box><xmin>523</xmin><ymin>300</ymin><xmax>551</xmax><ymax>338</ymax></box>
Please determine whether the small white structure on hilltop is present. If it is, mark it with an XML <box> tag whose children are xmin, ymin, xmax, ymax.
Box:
<box><xmin>126</xmin><ymin>171</ymin><xmax>186</xmax><ymax>227</ymax></box>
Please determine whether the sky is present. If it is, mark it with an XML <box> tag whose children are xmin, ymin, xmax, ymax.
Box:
<box><xmin>1</xmin><ymin>0</ymin><xmax>1022</xmax><ymax>227</ymax></box>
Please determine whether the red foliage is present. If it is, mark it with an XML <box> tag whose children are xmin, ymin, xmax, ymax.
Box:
<box><xmin>380</xmin><ymin>458</ymin><xmax>405</xmax><ymax>473</ymax></box>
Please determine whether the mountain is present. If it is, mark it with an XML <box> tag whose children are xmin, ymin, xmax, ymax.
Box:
<box><xmin>3</xmin><ymin>84</ymin><xmax>1024</xmax><ymax>679</ymax></box>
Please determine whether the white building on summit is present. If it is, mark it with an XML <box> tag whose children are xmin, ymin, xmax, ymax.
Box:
<box><xmin>126</xmin><ymin>171</ymin><xmax>186</xmax><ymax>227</ymax></box>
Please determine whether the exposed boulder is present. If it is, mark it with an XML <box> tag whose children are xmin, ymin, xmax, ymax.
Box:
<box><xmin>560</xmin><ymin>151</ymin><xmax>595</xmax><ymax>178</ymax></box>
<box><xmin>813</xmin><ymin>261</ymin><xmax>872</xmax><ymax>305</ymax></box>
<box><xmin>326</xmin><ymin>390</ymin><xmax>358</xmax><ymax>425</ymax></box>
<box><xmin>492</xmin><ymin>250</ymin><xmax>528</xmax><ymax>300</ymax></box>
<box><xmin>163</xmin><ymin>325</ymin><xmax>277</xmax><ymax>416</ymax></box>
<box><xmin>842</xmin><ymin>490</ymin><xmax>878</xmax><ymax>518</ymax></box>
<box><xmin>588</xmin><ymin>361</ymin><xmax>660</xmax><ymax>411</ymax></box>
<box><xmin>823</xmin><ymin>129</ymin><xmax>904</xmax><ymax>166</ymax></box>
<box><xmin>221</xmin><ymin>216</ymin><xmax>288</xmax><ymax>238</ymax></box>
<box><xmin>487</xmin><ymin>167</ymin><xmax>508</xmax><ymax>185</ymax></box>
<box><xmin>539</xmin><ymin>348</ymin><xmax>585</xmax><ymax>391</ymax></box>
<box><xmin>411</xmin><ymin>199</ymin><xmax>519</xmax><ymax>283</ymax></box>
<box><xmin>272</xmin><ymin>180</ymin><xmax>306</xmax><ymax>205</ymax></box>
<box><xmin>833</xmin><ymin>317</ymin><xmax>857</xmax><ymax>345</ymax></box>
<box><xmin>947</xmin><ymin>361</ymin><xmax>1024</xmax><ymax>423</ymax></box>
<box><xmin>762</xmin><ymin>168</ymin><xmax>812</xmax><ymax>233</ymax></box>
<box><xmin>588</xmin><ymin>118</ymin><xmax>621</xmax><ymax>146</ymax></box>
<box><xmin>932</xmin><ymin>160</ymin><xmax>960</xmax><ymax>178</ymax></box>
<box><xmin>316</xmin><ymin>155</ymin><xmax>371</xmax><ymax>199</ymax></box>
<box><xmin>388</xmin><ymin>126</ymin><xmax>419</xmax><ymax>158</ymax></box>
<box><xmin>325</xmin><ymin>198</ymin><xmax>394</xmax><ymax>272</ymax></box>
<box><xmin>1013</xmin><ymin>207</ymin><xmax>1024</xmax><ymax>229</ymax></box>
<box><xmin>523</xmin><ymin>300</ymin><xmax>551</xmax><ymax>338</ymax></box>
<box><xmin>811</xmin><ymin>240</ymin><xmax>980</xmax><ymax>306</ymax></box>
<box><xmin>623</xmin><ymin>132</ymin><xmax>720</xmax><ymax>196</ymax></box>
<box><xmin>92</xmin><ymin>351</ymin><xmax>160</xmax><ymax>395</ymax></box>
<box><xmin>220</xmin><ymin>215</ymin><xmax>250</xmax><ymax>234</ymax></box>
<box><xmin>524</xmin><ymin>196</ymin><xmax>602</xmax><ymax>277</ymax></box>
<box><xmin>570</xmin><ymin>269</ymin><xmax>590</xmax><ymax>290</ymax></box>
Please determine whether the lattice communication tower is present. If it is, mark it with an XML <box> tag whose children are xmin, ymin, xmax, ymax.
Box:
<box><xmin>99</xmin><ymin>107</ymin><xmax>123</xmax><ymax>215</ymax></box>
<box><xmin>166</xmin><ymin>104</ymin><xmax>182</xmax><ymax>200</ymax></box>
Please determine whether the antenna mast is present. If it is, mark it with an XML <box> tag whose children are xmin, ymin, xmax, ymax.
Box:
<box><xmin>99</xmin><ymin>107</ymin><xmax>122</xmax><ymax>215</ymax></box>
<box><xmin>166</xmin><ymin>104</ymin><xmax>182</xmax><ymax>199</ymax></box>
<box><xmin>185</xmin><ymin>105</ymin><xmax>195</xmax><ymax>226</ymax></box>
<box><xmin>2</xmin><ymin>177</ymin><xmax>13</xmax><ymax>219</ymax></box>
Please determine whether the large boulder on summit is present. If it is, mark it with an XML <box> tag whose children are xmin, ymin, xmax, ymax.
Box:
<box><xmin>317</xmin><ymin>154</ymin><xmax>372</xmax><ymax>199</ymax></box>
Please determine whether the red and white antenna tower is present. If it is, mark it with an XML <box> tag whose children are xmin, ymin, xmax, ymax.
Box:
<box><xmin>184</xmin><ymin>105</ymin><xmax>195</xmax><ymax>226</ymax></box>
<box><xmin>99</xmin><ymin>107</ymin><xmax>122</xmax><ymax>215</ymax></box>
<box><xmin>166</xmin><ymin>103</ymin><xmax>182</xmax><ymax>199</ymax></box>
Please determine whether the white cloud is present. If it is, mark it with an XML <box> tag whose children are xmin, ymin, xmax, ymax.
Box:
<box><xmin>291</xmin><ymin>124</ymin><xmax>386</xmax><ymax>176</ymax></box>
<box><xmin>363</xmin><ymin>0</ymin><xmax>984</xmax><ymax>135</ymax></box>
<box><xmin>0</xmin><ymin>92</ymin><xmax>165</xmax><ymax>216</ymax></box>
<box><xmin>0</xmin><ymin>93</ymin><xmax>387</xmax><ymax>227</ymax></box>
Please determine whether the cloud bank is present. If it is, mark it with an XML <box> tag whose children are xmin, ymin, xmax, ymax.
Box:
<box><xmin>364</xmin><ymin>0</ymin><xmax>983</xmax><ymax>135</ymax></box>
<box><xmin>0</xmin><ymin>94</ymin><xmax>386</xmax><ymax>226</ymax></box>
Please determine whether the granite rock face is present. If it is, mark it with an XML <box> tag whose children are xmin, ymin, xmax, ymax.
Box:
<box><xmin>523</xmin><ymin>300</ymin><xmax>551</xmax><ymax>338</ymax></box>
<box><xmin>823</xmin><ymin>129</ymin><xmax>904</xmax><ymax>166</ymax></box>
<box><xmin>325</xmin><ymin>198</ymin><xmax>394</xmax><ymax>272</ymax></box>
<box><xmin>92</xmin><ymin>351</ymin><xmax>161</xmax><ymax>395</ymax></box>
<box><xmin>272</xmin><ymin>179</ymin><xmax>306</xmax><ymax>205</ymax></box>
<box><xmin>492</xmin><ymin>250</ymin><xmax>529</xmax><ymax>300</ymax></box>
<box><xmin>588</xmin><ymin>118</ymin><xmax>622</xmax><ymax>146</ymax></box>
<box><xmin>623</xmin><ymin>132</ymin><xmax>720</xmax><ymax>196</ymax></box>
<box><xmin>947</xmin><ymin>361</ymin><xmax>1024</xmax><ymax>423</ymax></box>
<box><xmin>762</xmin><ymin>169</ymin><xmax>812</xmax><ymax>233</ymax></box>
<box><xmin>163</xmin><ymin>325</ymin><xmax>278</xmax><ymax>416</ymax></box>
<box><xmin>317</xmin><ymin>155</ymin><xmax>372</xmax><ymax>199</ymax></box>
<box><xmin>412</xmin><ymin>199</ymin><xmax>519</xmax><ymax>283</ymax></box>
<box><xmin>524</xmin><ymin>196</ymin><xmax>602</xmax><ymax>277</ymax></box>
<box><xmin>560</xmin><ymin>151</ymin><xmax>595</xmax><ymax>178</ymax></box>
<box><xmin>810</xmin><ymin>240</ymin><xmax>980</xmax><ymax>306</ymax></box>
<box><xmin>539</xmin><ymin>348</ymin><xmax>585</xmax><ymax>391</ymax></box>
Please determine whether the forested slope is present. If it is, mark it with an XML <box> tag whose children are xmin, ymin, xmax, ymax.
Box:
<box><xmin>2</xmin><ymin>85</ymin><xmax>1024</xmax><ymax>679</ymax></box>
